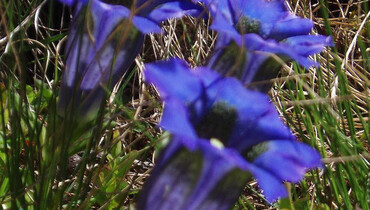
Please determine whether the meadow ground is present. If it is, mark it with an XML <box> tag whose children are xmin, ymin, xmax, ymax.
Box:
<box><xmin>0</xmin><ymin>0</ymin><xmax>368</xmax><ymax>209</ymax></box>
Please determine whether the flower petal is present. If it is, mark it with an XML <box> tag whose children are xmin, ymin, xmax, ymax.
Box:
<box><xmin>270</xmin><ymin>15</ymin><xmax>313</xmax><ymax>41</ymax></box>
<box><xmin>253</xmin><ymin>140</ymin><xmax>322</xmax><ymax>182</ymax></box>
<box><xmin>185</xmin><ymin>140</ymin><xmax>252</xmax><ymax>209</ymax></box>
<box><xmin>137</xmin><ymin>141</ymin><xmax>204</xmax><ymax>210</ymax></box>
<box><xmin>144</xmin><ymin>58</ymin><xmax>203</xmax><ymax>103</ymax></box>
<box><xmin>58</xmin><ymin>0</ymin><xmax>87</xmax><ymax>6</ymax></box>
<box><xmin>234</xmin><ymin>0</ymin><xmax>288</xmax><ymax>37</ymax></box>
<box><xmin>138</xmin><ymin>138</ymin><xmax>252</xmax><ymax>210</ymax></box>
<box><xmin>147</xmin><ymin>1</ymin><xmax>206</xmax><ymax>24</ymax></box>
<box><xmin>192</xmin><ymin>67</ymin><xmax>221</xmax><ymax>87</ymax></box>
<box><xmin>160</xmin><ymin>98</ymin><xmax>198</xmax><ymax>150</ymax></box>
<box><xmin>210</xmin><ymin>77</ymin><xmax>294</xmax><ymax>149</ymax></box>
<box><xmin>250</xmin><ymin>166</ymin><xmax>288</xmax><ymax>203</ymax></box>
<box><xmin>284</xmin><ymin>35</ymin><xmax>334</xmax><ymax>56</ymax></box>
<box><xmin>132</xmin><ymin>16</ymin><xmax>163</xmax><ymax>33</ymax></box>
<box><xmin>58</xmin><ymin>0</ymin><xmax>144</xmax><ymax>121</ymax></box>
<box><xmin>243</xmin><ymin>33</ymin><xmax>318</xmax><ymax>67</ymax></box>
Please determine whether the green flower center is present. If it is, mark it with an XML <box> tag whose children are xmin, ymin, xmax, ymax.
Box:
<box><xmin>195</xmin><ymin>102</ymin><xmax>238</xmax><ymax>144</ymax></box>
<box><xmin>244</xmin><ymin>142</ymin><xmax>269</xmax><ymax>162</ymax></box>
<box><xmin>235</xmin><ymin>16</ymin><xmax>261</xmax><ymax>34</ymax></box>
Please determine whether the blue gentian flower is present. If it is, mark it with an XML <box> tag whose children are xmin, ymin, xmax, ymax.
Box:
<box><xmin>196</xmin><ymin>0</ymin><xmax>333</xmax><ymax>92</ymax></box>
<box><xmin>57</xmin><ymin>0</ymin><xmax>204</xmax><ymax>121</ymax></box>
<box><xmin>137</xmin><ymin>58</ymin><xmax>322</xmax><ymax>209</ymax></box>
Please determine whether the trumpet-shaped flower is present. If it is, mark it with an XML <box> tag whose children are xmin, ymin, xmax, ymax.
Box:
<box><xmin>57</xmin><ymin>0</ymin><xmax>204</xmax><ymax>121</ymax></box>
<box><xmin>137</xmin><ymin>58</ymin><xmax>322</xmax><ymax>209</ymax></box>
<box><xmin>197</xmin><ymin>0</ymin><xmax>332</xmax><ymax>92</ymax></box>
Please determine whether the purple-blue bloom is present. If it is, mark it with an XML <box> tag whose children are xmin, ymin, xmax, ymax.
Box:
<box><xmin>196</xmin><ymin>0</ymin><xmax>333</xmax><ymax>92</ymax></box>
<box><xmin>57</xmin><ymin>0</ymin><xmax>204</xmax><ymax>121</ymax></box>
<box><xmin>137</xmin><ymin>58</ymin><xmax>322</xmax><ymax>209</ymax></box>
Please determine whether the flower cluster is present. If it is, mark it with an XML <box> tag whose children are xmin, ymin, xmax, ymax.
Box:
<box><xmin>57</xmin><ymin>0</ymin><xmax>204</xmax><ymax>121</ymax></box>
<box><xmin>199</xmin><ymin>0</ymin><xmax>333</xmax><ymax>92</ymax></box>
<box><xmin>137</xmin><ymin>58</ymin><xmax>322</xmax><ymax>209</ymax></box>
<box><xmin>56</xmin><ymin>0</ymin><xmax>328</xmax><ymax>208</ymax></box>
<box><xmin>135</xmin><ymin>0</ymin><xmax>331</xmax><ymax>208</ymax></box>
